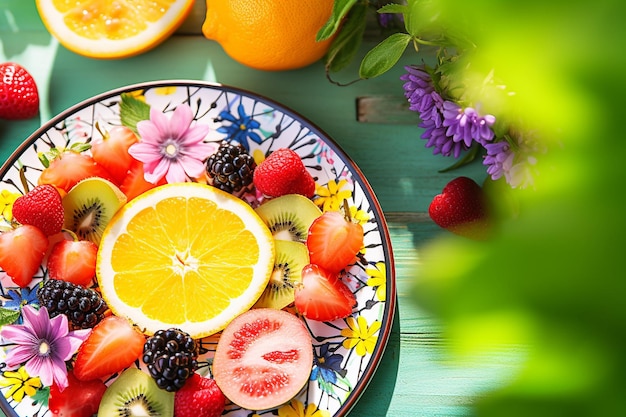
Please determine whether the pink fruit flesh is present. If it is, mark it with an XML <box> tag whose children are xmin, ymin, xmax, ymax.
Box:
<box><xmin>212</xmin><ymin>308</ymin><xmax>313</xmax><ymax>411</ymax></box>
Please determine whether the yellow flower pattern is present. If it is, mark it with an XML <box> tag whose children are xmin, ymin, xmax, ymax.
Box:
<box><xmin>0</xmin><ymin>189</ymin><xmax>20</xmax><ymax>222</ymax></box>
<box><xmin>349</xmin><ymin>204</ymin><xmax>369</xmax><ymax>225</ymax></box>
<box><xmin>315</xmin><ymin>179</ymin><xmax>352</xmax><ymax>212</ymax></box>
<box><xmin>278</xmin><ymin>398</ymin><xmax>331</xmax><ymax>417</ymax></box>
<box><xmin>0</xmin><ymin>366</ymin><xmax>42</xmax><ymax>402</ymax></box>
<box><xmin>366</xmin><ymin>262</ymin><xmax>387</xmax><ymax>302</ymax></box>
<box><xmin>127</xmin><ymin>89</ymin><xmax>146</xmax><ymax>101</ymax></box>
<box><xmin>155</xmin><ymin>86</ymin><xmax>177</xmax><ymax>95</ymax></box>
<box><xmin>341</xmin><ymin>316</ymin><xmax>381</xmax><ymax>357</ymax></box>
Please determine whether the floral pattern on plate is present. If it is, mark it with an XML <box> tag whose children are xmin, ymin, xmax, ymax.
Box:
<box><xmin>0</xmin><ymin>81</ymin><xmax>395</xmax><ymax>417</ymax></box>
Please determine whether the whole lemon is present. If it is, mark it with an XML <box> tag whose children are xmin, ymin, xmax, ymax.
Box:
<box><xmin>202</xmin><ymin>0</ymin><xmax>335</xmax><ymax>71</ymax></box>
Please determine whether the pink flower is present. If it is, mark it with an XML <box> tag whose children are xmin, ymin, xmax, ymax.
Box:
<box><xmin>129</xmin><ymin>104</ymin><xmax>217</xmax><ymax>184</ymax></box>
<box><xmin>0</xmin><ymin>306</ymin><xmax>90</xmax><ymax>391</ymax></box>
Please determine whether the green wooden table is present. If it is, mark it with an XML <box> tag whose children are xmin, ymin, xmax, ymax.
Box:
<box><xmin>0</xmin><ymin>2</ymin><xmax>519</xmax><ymax>416</ymax></box>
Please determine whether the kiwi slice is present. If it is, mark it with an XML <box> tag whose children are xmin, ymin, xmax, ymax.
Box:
<box><xmin>98</xmin><ymin>368</ymin><xmax>174</xmax><ymax>417</ymax></box>
<box><xmin>255</xmin><ymin>194</ymin><xmax>322</xmax><ymax>242</ymax></box>
<box><xmin>62</xmin><ymin>177</ymin><xmax>127</xmax><ymax>245</ymax></box>
<box><xmin>254</xmin><ymin>239</ymin><xmax>309</xmax><ymax>310</ymax></box>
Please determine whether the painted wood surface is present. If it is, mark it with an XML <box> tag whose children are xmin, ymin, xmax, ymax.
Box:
<box><xmin>0</xmin><ymin>2</ymin><xmax>520</xmax><ymax>416</ymax></box>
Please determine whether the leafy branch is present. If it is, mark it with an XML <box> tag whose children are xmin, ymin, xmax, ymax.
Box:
<box><xmin>318</xmin><ymin>0</ymin><xmax>462</xmax><ymax>82</ymax></box>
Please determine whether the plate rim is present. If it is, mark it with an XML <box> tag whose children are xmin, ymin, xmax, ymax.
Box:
<box><xmin>0</xmin><ymin>79</ymin><xmax>397</xmax><ymax>417</ymax></box>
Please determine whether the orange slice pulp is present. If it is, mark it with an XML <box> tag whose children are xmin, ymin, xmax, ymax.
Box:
<box><xmin>96</xmin><ymin>183</ymin><xmax>275</xmax><ymax>338</ymax></box>
<box><xmin>36</xmin><ymin>0</ymin><xmax>195</xmax><ymax>59</ymax></box>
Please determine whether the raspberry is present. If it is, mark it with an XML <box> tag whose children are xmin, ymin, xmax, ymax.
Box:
<box><xmin>174</xmin><ymin>373</ymin><xmax>226</xmax><ymax>417</ymax></box>
<box><xmin>37</xmin><ymin>279</ymin><xmax>108</xmax><ymax>329</ymax></box>
<box><xmin>252</xmin><ymin>148</ymin><xmax>315</xmax><ymax>198</ymax></box>
<box><xmin>143</xmin><ymin>328</ymin><xmax>198</xmax><ymax>392</ymax></box>
<box><xmin>205</xmin><ymin>141</ymin><xmax>256</xmax><ymax>195</ymax></box>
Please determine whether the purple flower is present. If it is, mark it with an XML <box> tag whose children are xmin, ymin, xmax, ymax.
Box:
<box><xmin>443</xmin><ymin>102</ymin><xmax>496</xmax><ymax>147</ymax></box>
<box><xmin>483</xmin><ymin>139</ymin><xmax>537</xmax><ymax>188</ymax></box>
<box><xmin>129</xmin><ymin>104</ymin><xmax>217</xmax><ymax>184</ymax></box>
<box><xmin>420</xmin><ymin>119</ymin><xmax>468</xmax><ymax>158</ymax></box>
<box><xmin>402</xmin><ymin>65</ymin><xmax>461</xmax><ymax>155</ymax></box>
<box><xmin>0</xmin><ymin>306</ymin><xmax>90</xmax><ymax>390</ymax></box>
<box><xmin>483</xmin><ymin>141</ymin><xmax>514</xmax><ymax>181</ymax></box>
<box><xmin>401</xmin><ymin>66</ymin><xmax>436</xmax><ymax>112</ymax></box>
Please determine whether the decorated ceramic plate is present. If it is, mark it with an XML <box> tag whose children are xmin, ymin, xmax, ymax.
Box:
<box><xmin>0</xmin><ymin>81</ymin><xmax>395</xmax><ymax>417</ymax></box>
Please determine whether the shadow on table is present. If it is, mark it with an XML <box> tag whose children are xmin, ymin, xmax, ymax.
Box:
<box><xmin>348</xmin><ymin>303</ymin><xmax>401</xmax><ymax>417</ymax></box>
<box><xmin>1</xmin><ymin>3</ymin><xmax>52</xmax><ymax>59</ymax></box>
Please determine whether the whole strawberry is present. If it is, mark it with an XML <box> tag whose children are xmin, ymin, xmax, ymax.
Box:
<box><xmin>12</xmin><ymin>184</ymin><xmax>64</xmax><ymax>236</ymax></box>
<box><xmin>174</xmin><ymin>373</ymin><xmax>225</xmax><ymax>417</ymax></box>
<box><xmin>253</xmin><ymin>148</ymin><xmax>315</xmax><ymax>198</ymax></box>
<box><xmin>428</xmin><ymin>176</ymin><xmax>492</xmax><ymax>240</ymax></box>
<box><xmin>0</xmin><ymin>62</ymin><xmax>39</xmax><ymax>120</ymax></box>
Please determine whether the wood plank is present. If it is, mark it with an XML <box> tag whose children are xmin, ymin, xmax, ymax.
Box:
<box><xmin>356</xmin><ymin>95</ymin><xmax>417</xmax><ymax>125</ymax></box>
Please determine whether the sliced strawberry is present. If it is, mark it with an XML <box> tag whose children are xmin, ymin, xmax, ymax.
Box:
<box><xmin>73</xmin><ymin>315</ymin><xmax>146</xmax><ymax>382</ymax></box>
<box><xmin>175</xmin><ymin>373</ymin><xmax>226</xmax><ymax>417</ymax></box>
<box><xmin>120</xmin><ymin>158</ymin><xmax>166</xmax><ymax>201</ymax></box>
<box><xmin>0</xmin><ymin>225</ymin><xmax>48</xmax><ymax>287</ymax></box>
<box><xmin>38</xmin><ymin>149</ymin><xmax>116</xmax><ymax>193</ymax></box>
<box><xmin>46</xmin><ymin>239</ymin><xmax>98</xmax><ymax>287</ymax></box>
<box><xmin>12</xmin><ymin>184</ymin><xmax>64</xmax><ymax>236</ymax></box>
<box><xmin>294</xmin><ymin>264</ymin><xmax>356</xmax><ymax>321</ymax></box>
<box><xmin>91</xmin><ymin>125</ymin><xmax>139</xmax><ymax>184</ymax></box>
<box><xmin>306</xmin><ymin>209</ymin><xmax>364</xmax><ymax>273</ymax></box>
<box><xmin>49</xmin><ymin>370</ymin><xmax>107</xmax><ymax>417</ymax></box>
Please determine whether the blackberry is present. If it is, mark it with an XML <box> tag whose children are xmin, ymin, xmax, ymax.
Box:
<box><xmin>143</xmin><ymin>328</ymin><xmax>198</xmax><ymax>392</ymax></box>
<box><xmin>206</xmin><ymin>141</ymin><xmax>256</xmax><ymax>194</ymax></box>
<box><xmin>37</xmin><ymin>279</ymin><xmax>108</xmax><ymax>329</ymax></box>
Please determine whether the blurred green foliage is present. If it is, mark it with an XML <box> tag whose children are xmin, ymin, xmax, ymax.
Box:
<box><xmin>410</xmin><ymin>0</ymin><xmax>626</xmax><ymax>416</ymax></box>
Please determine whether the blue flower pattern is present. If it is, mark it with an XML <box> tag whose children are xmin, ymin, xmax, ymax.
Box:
<box><xmin>217</xmin><ymin>102</ymin><xmax>263</xmax><ymax>151</ymax></box>
<box><xmin>1</xmin><ymin>287</ymin><xmax>40</xmax><ymax>324</ymax></box>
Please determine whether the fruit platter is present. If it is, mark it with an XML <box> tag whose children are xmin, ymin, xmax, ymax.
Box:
<box><xmin>0</xmin><ymin>81</ymin><xmax>395</xmax><ymax>417</ymax></box>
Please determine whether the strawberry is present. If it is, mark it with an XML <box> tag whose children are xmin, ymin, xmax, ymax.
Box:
<box><xmin>49</xmin><ymin>370</ymin><xmax>107</xmax><ymax>417</ymax></box>
<box><xmin>46</xmin><ymin>239</ymin><xmax>98</xmax><ymax>287</ymax></box>
<box><xmin>73</xmin><ymin>315</ymin><xmax>146</xmax><ymax>382</ymax></box>
<box><xmin>11</xmin><ymin>184</ymin><xmax>64</xmax><ymax>236</ymax></box>
<box><xmin>0</xmin><ymin>62</ymin><xmax>39</xmax><ymax>120</ymax></box>
<box><xmin>120</xmin><ymin>158</ymin><xmax>166</xmax><ymax>201</ymax></box>
<box><xmin>38</xmin><ymin>148</ymin><xmax>116</xmax><ymax>193</ymax></box>
<box><xmin>294</xmin><ymin>264</ymin><xmax>356</xmax><ymax>321</ymax></box>
<box><xmin>91</xmin><ymin>125</ymin><xmax>139</xmax><ymax>184</ymax></box>
<box><xmin>0</xmin><ymin>225</ymin><xmax>48</xmax><ymax>287</ymax></box>
<box><xmin>253</xmin><ymin>148</ymin><xmax>315</xmax><ymax>198</ymax></box>
<box><xmin>174</xmin><ymin>373</ymin><xmax>226</xmax><ymax>417</ymax></box>
<box><xmin>428</xmin><ymin>176</ymin><xmax>492</xmax><ymax>240</ymax></box>
<box><xmin>306</xmin><ymin>207</ymin><xmax>364</xmax><ymax>273</ymax></box>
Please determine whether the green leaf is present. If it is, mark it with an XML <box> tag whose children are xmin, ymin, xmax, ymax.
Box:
<box><xmin>119</xmin><ymin>93</ymin><xmax>151</xmax><ymax>134</ymax></box>
<box><xmin>404</xmin><ymin>0</ymin><xmax>423</xmax><ymax>37</ymax></box>
<box><xmin>316</xmin><ymin>0</ymin><xmax>357</xmax><ymax>42</ymax></box>
<box><xmin>32</xmin><ymin>385</ymin><xmax>50</xmax><ymax>407</ymax></box>
<box><xmin>68</xmin><ymin>142</ymin><xmax>91</xmax><ymax>153</ymax></box>
<box><xmin>324</xmin><ymin>2</ymin><xmax>368</xmax><ymax>73</ymax></box>
<box><xmin>0</xmin><ymin>308</ymin><xmax>20</xmax><ymax>327</ymax></box>
<box><xmin>377</xmin><ymin>4</ymin><xmax>407</xmax><ymax>14</ymax></box>
<box><xmin>359</xmin><ymin>33</ymin><xmax>411</xmax><ymax>79</ymax></box>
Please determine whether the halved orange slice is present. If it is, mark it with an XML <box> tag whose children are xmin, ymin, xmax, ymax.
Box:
<box><xmin>96</xmin><ymin>183</ymin><xmax>275</xmax><ymax>338</ymax></box>
<box><xmin>36</xmin><ymin>0</ymin><xmax>195</xmax><ymax>59</ymax></box>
